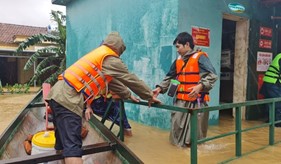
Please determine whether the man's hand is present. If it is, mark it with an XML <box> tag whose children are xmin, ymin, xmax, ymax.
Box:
<box><xmin>110</xmin><ymin>91</ymin><xmax>121</xmax><ymax>99</ymax></box>
<box><xmin>152</xmin><ymin>87</ymin><xmax>161</xmax><ymax>98</ymax></box>
<box><xmin>84</xmin><ymin>105</ymin><xmax>94</xmax><ymax>121</ymax></box>
<box><xmin>130</xmin><ymin>95</ymin><xmax>140</xmax><ymax>102</ymax></box>
<box><xmin>148</xmin><ymin>96</ymin><xmax>162</xmax><ymax>107</ymax></box>
<box><xmin>187</xmin><ymin>83</ymin><xmax>203</xmax><ymax>98</ymax></box>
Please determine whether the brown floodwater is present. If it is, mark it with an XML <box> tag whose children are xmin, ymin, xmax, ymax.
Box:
<box><xmin>0</xmin><ymin>93</ymin><xmax>37</xmax><ymax>134</ymax></box>
<box><xmin>1</xmin><ymin>92</ymin><xmax>281</xmax><ymax>164</ymax></box>
<box><xmin>124</xmin><ymin>117</ymin><xmax>281</xmax><ymax>164</ymax></box>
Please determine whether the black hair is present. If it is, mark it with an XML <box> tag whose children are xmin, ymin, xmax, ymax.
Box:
<box><xmin>173</xmin><ymin>32</ymin><xmax>194</xmax><ymax>49</ymax></box>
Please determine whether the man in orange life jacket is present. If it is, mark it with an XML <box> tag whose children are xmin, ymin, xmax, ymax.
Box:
<box><xmin>153</xmin><ymin>32</ymin><xmax>217</xmax><ymax>147</ymax></box>
<box><xmin>46</xmin><ymin>32</ymin><xmax>161</xmax><ymax>164</ymax></box>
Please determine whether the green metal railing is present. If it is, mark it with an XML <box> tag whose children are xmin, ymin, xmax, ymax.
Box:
<box><xmin>100</xmin><ymin>99</ymin><xmax>126</xmax><ymax>141</ymax></box>
<box><xmin>192</xmin><ymin>97</ymin><xmax>281</xmax><ymax>164</ymax></box>
<box><xmin>119</xmin><ymin>97</ymin><xmax>281</xmax><ymax>164</ymax></box>
<box><xmin>100</xmin><ymin>99</ymin><xmax>188</xmax><ymax>141</ymax></box>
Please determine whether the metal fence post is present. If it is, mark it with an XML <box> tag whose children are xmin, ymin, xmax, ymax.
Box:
<box><xmin>190</xmin><ymin>110</ymin><xmax>198</xmax><ymax>164</ymax></box>
<box><xmin>269</xmin><ymin>102</ymin><xmax>275</xmax><ymax>145</ymax></box>
<box><xmin>119</xmin><ymin>100</ymin><xmax>125</xmax><ymax>141</ymax></box>
<box><xmin>235</xmin><ymin>107</ymin><xmax>242</xmax><ymax>157</ymax></box>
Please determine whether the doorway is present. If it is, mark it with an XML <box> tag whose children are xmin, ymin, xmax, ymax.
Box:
<box><xmin>220</xmin><ymin>14</ymin><xmax>249</xmax><ymax>119</ymax></box>
<box><xmin>0</xmin><ymin>57</ymin><xmax>18</xmax><ymax>85</ymax></box>
<box><xmin>220</xmin><ymin>19</ymin><xmax>235</xmax><ymax>117</ymax></box>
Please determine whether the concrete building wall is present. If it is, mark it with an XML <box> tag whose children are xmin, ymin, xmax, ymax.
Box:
<box><xmin>64</xmin><ymin>0</ymin><xmax>272</xmax><ymax>129</ymax></box>
<box><xmin>66</xmin><ymin>0</ymin><xmax>178</xmax><ymax>129</ymax></box>
<box><xmin>177</xmin><ymin>0</ymin><xmax>254</xmax><ymax>123</ymax></box>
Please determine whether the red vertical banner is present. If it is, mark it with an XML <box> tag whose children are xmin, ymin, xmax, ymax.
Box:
<box><xmin>192</xmin><ymin>26</ymin><xmax>210</xmax><ymax>47</ymax></box>
<box><xmin>259</xmin><ymin>26</ymin><xmax>272</xmax><ymax>49</ymax></box>
<box><xmin>258</xmin><ymin>74</ymin><xmax>265</xmax><ymax>99</ymax></box>
<box><xmin>258</xmin><ymin>26</ymin><xmax>272</xmax><ymax>99</ymax></box>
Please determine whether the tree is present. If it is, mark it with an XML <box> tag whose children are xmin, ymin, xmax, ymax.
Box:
<box><xmin>16</xmin><ymin>10</ymin><xmax>66</xmax><ymax>85</ymax></box>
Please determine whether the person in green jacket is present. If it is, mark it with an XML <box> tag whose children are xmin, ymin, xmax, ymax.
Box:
<box><xmin>260</xmin><ymin>53</ymin><xmax>281</xmax><ymax>127</ymax></box>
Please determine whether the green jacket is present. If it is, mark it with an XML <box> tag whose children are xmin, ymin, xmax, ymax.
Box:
<box><xmin>263</xmin><ymin>53</ymin><xmax>281</xmax><ymax>84</ymax></box>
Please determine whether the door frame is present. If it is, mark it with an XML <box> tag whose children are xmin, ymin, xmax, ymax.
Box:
<box><xmin>223</xmin><ymin>14</ymin><xmax>249</xmax><ymax>119</ymax></box>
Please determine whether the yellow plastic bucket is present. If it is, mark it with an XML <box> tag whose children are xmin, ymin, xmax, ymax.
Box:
<box><xmin>31</xmin><ymin>130</ymin><xmax>56</xmax><ymax>155</ymax></box>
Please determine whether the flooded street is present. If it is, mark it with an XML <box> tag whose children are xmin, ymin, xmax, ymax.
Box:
<box><xmin>124</xmin><ymin>116</ymin><xmax>281</xmax><ymax>164</ymax></box>
<box><xmin>0</xmin><ymin>93</ymin><xmax>36</xmax><ymax>134</ymax></box>
<box><xmin>1</xmin><ymin>93</ymin><xmax>281</xmax><ymax>163</ymax></box>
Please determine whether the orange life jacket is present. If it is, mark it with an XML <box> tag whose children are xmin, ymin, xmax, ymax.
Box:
<box><xmin>176</xmin><ymin>52</ymin><xmax>210</xmax><ymax>102</ymax></box>
<box><xmin>61</xmin><ymin>45</ymin><xmax>119</xmax><ymax>104</ymax></box>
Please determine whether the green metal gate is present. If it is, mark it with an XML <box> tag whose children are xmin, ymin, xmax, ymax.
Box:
<box><xmin>123</xmin><ymin>97</ymin><xmax>281</xmax><ymax>163</ymax></box>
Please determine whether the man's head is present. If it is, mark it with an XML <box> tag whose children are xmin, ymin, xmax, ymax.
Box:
<box><xmin>103</xmin><ymin>32</ymin><xmax>126</xmax><ymax>56</ymax></box>
<box><xmin>173</xmin><ymin>32</ymin><xmax>194</xmax><ymax>56</ymax></box>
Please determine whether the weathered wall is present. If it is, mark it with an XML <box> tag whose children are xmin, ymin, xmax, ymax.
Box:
<box><xmin>178</xmin><ymin>0</ymin><xmax>254</xmax><ymax>123</ymax></box>
<box><xmin>66</xmin><ymin>0</ymin><xmax>178</xmax><ymax>129</ymax></box>
<box><xmin>64</xmin><ymin>0</ymin><xmax>271</xmax><ymax>128</ymax></box>
<box><xmin>246</xmin><ymin>2</ymin><xmax>277</xmax><ymax>119</ymax></box>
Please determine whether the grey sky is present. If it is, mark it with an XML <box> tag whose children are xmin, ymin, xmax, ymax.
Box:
<box><xmin>0</xmin><ymin>0</ymin><xmax>65</xmax><ymax>27</ymax></box>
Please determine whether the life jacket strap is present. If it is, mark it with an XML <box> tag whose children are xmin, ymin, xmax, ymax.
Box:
<box><xmin>177</xmin><ymin>91</ymin><xmax>209</xmax><ymax>102</ymax></box>
<box><xmin>178</xmin><ymin>71</ymin><xmax>199</xmax><ymax>75</ymax></box>
<box><xmin>74</xmin><ymin>63</ymin><xmax>102</xmax><ymax>94</ymax></box>
<box><xmin>81</xmin><ymin>58</ymin><xmax>109</xmax><ymax>97</ymax></box>
<box><xmin>66</xmin><ymin>69</ymin><xmax>95</xmax><ymax>98</ymax></box>
<box><xmin>177</xmin><ymin>91</ymin><xmax>209</xmax><ymax>94</ymax></box>
<box><xmin>179</xmin><ymin>82</ymin><xmax>198</xmax><ymax>85</ymax></box>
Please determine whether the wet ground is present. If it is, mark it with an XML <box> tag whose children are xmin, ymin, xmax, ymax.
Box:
<box><xmin>124</xmin><ymin>116</ymin><xmax>281</xmax><ymax>164</ymax></box>
<box><xmin>1</xmin><ymin>92</ymin><xmax>281</xmax><ymax>164</ymax></box>
<box><xmin>0</xmin><ymin>91</ymin><xmax>38</xmax><ymax>134</ymax></box>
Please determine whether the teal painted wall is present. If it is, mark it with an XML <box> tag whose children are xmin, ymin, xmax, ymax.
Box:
<box><xmin>64</xmin><ymin>0</ymin><xmax>264</xmax><ymax>129</ymax></box>
<box><xmin>178</xmin><ymin>0</ymin><xmax>255</xmax><ymax>124</ymax></box>
<box><xmin>66</xmin><ymin>0</ymin><xmax>178</xmax><ymax>129</ymax></box>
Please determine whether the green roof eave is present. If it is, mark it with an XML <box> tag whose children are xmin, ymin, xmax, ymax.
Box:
<box><xmin>52</xmin><ymin>0</ymin><xmax>73</xmax><ymax>6</ymax></box>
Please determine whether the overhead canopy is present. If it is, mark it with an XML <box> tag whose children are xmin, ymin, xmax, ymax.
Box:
<box><xmin>52</xmin><ymin>0</ymin><xmax>72</xmax><ymax>6</ymax></box>
<box><xmin>261</xmin><ymin>0</ymin><xmax>281</xmax><ymax>5</ymax></box>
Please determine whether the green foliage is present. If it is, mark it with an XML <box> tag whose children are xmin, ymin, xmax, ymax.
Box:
<box><xmin>5</xmin><ymin>84</ymin><xmax>13</xmax><ymax>93</ymax></box>
<box><xmin>23</xmin><ymin>84</ymin><xmax>30</xmax><ymax>93</ymax></box>
<box><xmin>2</xmin><ymin>83</ymin><xmax>30</xmax><ymax>94</ymax></box>
<box><xmin>15</xmin><ymin>10</ymin><xmax>66</xmax><ymax>85</ymax></box>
